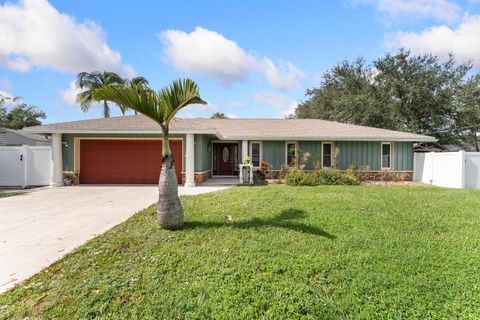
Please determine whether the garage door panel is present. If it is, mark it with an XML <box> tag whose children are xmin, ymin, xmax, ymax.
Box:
<box><xmin>79</xmin><ymin>139</ymin><xmax>182</xmax><ymax>184</ymax></box>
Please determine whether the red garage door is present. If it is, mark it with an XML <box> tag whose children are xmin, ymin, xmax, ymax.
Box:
<box><xmin>79</xmin><ymin>139</ymin><xmax>183</xmax><ymax>184</ymax></box>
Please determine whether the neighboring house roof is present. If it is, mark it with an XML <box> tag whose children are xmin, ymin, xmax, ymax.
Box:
<box><xmin>0</xmin><ymin>127</ymin><xmax>51</xmax><ymax>146</ymax></box>
<box><xmin>23</xmin><ymin>115</ymin><xmax>437</xmax><ymax>142</ymax></box>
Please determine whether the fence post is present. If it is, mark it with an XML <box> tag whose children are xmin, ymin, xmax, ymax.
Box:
<box><xmin>413</xmin><ymin>152</ymin><xmax>416</xmax><ymax>181</ymax></box>
<box><xmin>460</xmin><ymin>150</ymin><xmax>466</xmax><ymax>189</ymax></box>
<box><xmin>21</xmin><ymin>145</ymin><xmax>28</xmax><ymax>189</ymax></box>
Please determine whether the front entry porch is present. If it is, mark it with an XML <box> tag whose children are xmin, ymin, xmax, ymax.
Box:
<box><xmin>212</xmin><ymin>142</ymin><xmax>239</xmax><ymax>176</ymax></box>
<box><xmin>203</xmin><ymin>177</ymin><xmax>239</xmax><ymax>186</ymax></box>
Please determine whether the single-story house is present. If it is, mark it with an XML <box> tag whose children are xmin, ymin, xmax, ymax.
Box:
<box><xmin>0</xmin><ymin>127</ymin><xmax>50</xmax><ymax>146</ymax></box>
<box><xmin>23</xmin><ymin>115</ymin><xmax>436</xmax><ymax>186</ymax></box>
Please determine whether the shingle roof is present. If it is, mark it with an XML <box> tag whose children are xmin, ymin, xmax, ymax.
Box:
<box><xmin>0</xmin><ymin>127</ymin><xmax>51</xmax><ymax>146</ymax></box>
<box><xmin>23</xmin><ymin>115</ymin><xmax>437</xmax><ymax>142</ymax></box>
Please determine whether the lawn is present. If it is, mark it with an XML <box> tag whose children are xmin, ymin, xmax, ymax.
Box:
<box><xmin>1</xmin><ymin>185</ymin><xmax>480</xmax><ymax>319</ymax></box>
<box><xmin>0</xmin><ymin>191</ymin><xmax>22</xmax><ymax>199</ymax></box>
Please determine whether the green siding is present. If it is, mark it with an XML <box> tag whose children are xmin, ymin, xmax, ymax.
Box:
<box><xmin>331</xmin><ymin>141</ymin><xmax>381</xmax><ymax>170</ymax></box>
<box><xmin>298</xmin><ymin>141</ymin><xmax>322</xmax><ymax>170</ymax></box>
<box><xmin>394</xmin><ymin>142</ymin><xmax>413</xmax><ymax>170</ymax></box>
<box><xmin>259</xmin><ymin>140</ymin><xmax>413</xmax><ymax>171</ymax></box>
<box><xmin>336</xmin><ymin>141</ymin><xmax>413</xmax><ymax>171</ymax></box>
<box><xmin>62</xmin><ymin>134</ymin><xmax>415</xmax><ymax>174</ymax></box>
<box><xmin>194</xmin><ymin>134</ymin><xmax>213</xmax><ymax>172</ymax></box>
<box><xmin>262</xmin><ymin>141</ymin><xmax>285</xmax><ymax>170</ymax></box>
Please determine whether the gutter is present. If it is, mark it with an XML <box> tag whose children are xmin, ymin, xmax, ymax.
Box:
<box><xmin>21</xmin><ymin>129</ymin><xmax>437</xmax><ymax>143</ymax></box>
<box><xmin>22</xmin><ymin>128</ymin><xmax>220</xmax><ymax>137</ymax></box>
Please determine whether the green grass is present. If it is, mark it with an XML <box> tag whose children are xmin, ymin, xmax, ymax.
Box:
<box><xmin>0</xmin><ymin>191</ymin><xmax>22</xmax><ymax>199</ymax></box>
<box><xmin>1</xmin><ymin>185</ymin><xmax>480</xmax><ymax>319</ymax></box>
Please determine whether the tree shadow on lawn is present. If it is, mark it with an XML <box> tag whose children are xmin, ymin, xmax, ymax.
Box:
<box><xmin>183</xmin><ymin>208</ymin><xmax>336</xmax><ymax>239</ymax></box>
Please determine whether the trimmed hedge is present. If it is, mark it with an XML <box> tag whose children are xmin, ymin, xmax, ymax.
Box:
<box><xmin>284</xmin><ymin>168</ymin><xmax>360</xmax><ymax>186</ymax></box>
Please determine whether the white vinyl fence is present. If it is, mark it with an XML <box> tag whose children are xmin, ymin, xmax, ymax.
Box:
<box><xmin>0</xmin><ymin>145</ymin><xmax>52</xmax><ymax>187</ymax></box>
<box><xmin>413</xmin><ymin>151</ymin><xmax>480</xmax><ymax>189</ymax></box>
<box><xmin>465</xmin><ymin>152</ymin><xmax>480</xmax><ymax>189</ymax></box>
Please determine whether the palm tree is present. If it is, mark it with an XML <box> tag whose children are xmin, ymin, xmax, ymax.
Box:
<box><xmin>75</xmin><ymin>71</ymin><xmax>125</xmax><ymax>118</ymax></box>
<box><xmin>124</xmin><ymin>77</ymin><xmax>150</xmax><ymax>115</ymax></box>
<box><xmin>93</xmin><ymin>78</ymin><xmax>206</xmax><ymax>229</ymax></box>
<box><xmin>127</xmin><ymin>76</ymin><xmax>149</xmax><ymax>89</ymax></box>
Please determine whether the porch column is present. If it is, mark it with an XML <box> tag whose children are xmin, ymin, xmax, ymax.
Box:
<box><xmin>241</xmin><ymin>140</ymin><xmax>248</xmax><ymax>162</ymax></box>
<box><xmin>51</xmin><ymin>133</ymin><xmax>63</xmax><ymax>187</ymax></box>
<box><xmin>185</xmin><ymin>133</ymin><xmax>195</xmax><ymax>187</ymax></box>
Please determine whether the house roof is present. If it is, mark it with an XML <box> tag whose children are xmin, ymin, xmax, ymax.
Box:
<box><xmin>0</xmin><ymin>127</ymin><xmax>51</xmax><ymax>146</ymax></box>
<box><xmin>22</xmin><ymin>115</ymin><xmax>437</xmax><ymax>142</ymax></box>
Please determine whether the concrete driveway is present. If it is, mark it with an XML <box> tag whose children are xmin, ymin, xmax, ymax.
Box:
<box><xmin>0</xmin><ymin>185</ymin><xmax>230</xmax><ymax>293</ymax></box>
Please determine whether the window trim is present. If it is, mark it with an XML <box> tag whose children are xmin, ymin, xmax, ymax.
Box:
<box><xmin>285</xmin><ymin>141</ymin><xmax>298</xmax><ymax>166</ymax></box>
<box><xmin>321</xmin><ymin>142</ymin><xmax>333</xmax><ymax>168</ymax></box>
<box><xmin>249</xmin><ymin>141</ymin><xmax>262</xmax><ymax>168</ymax></box>
<box><xmin>381</xmin><ymin>142</ymin><xmax>393</xmax><ymax>170</ymax></box>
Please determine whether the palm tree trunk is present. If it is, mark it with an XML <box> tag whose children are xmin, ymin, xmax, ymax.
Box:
<box><xmin>103</xmin><ymin>100</ymin><xmax>110</xmax><ymax>118</ymax></box>
<box><xmin>157</xmin><ymin>129</ymin><xmax>184</xmax><ymax>229</ymax></box>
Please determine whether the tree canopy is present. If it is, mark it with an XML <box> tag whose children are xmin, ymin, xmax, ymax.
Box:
<box><xmin>0</xmin><ymin>95</ymin><xmax>46</xmax><ymax>129</ymax></box>
<box><xmin>294</xmin><ymin>49</ymin><xmax>479</xmax><ymax>148</ymax></box>
<box><xmin>210</xmin><ymin>112</ymin><xmax>228</xmax><ymax>119</ymax></box>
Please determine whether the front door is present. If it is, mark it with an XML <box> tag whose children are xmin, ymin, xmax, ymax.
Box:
<box><xmin>213</xmin><ymin>143</ymin><xmax>237</xmax><ymax>176</ymax></box>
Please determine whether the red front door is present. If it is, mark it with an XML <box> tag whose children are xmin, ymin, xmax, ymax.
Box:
<box><xmin>213</xmin><ymin>143</ymin><xmax>237</xmax><ymax>176</ymax></box>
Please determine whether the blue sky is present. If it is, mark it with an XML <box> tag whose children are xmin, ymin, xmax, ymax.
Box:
<box><xmin>0</xmin><ymin>0</ymin><xmax>479</xmax><ymax>123</ymax></box>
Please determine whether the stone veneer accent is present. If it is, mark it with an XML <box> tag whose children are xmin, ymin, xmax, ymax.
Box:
<box><xmin>182</xmin><ymin>171</ymin><xmax>212</xmax><ymax>185</ymax></box>
<box><xmin>265</xmin><ymin>170</ymin><xmax>413</xmax><ymax>181</ymax></box>
<box><xmin>356</xmin><ymin>171</ymin><xmax>413</xmax><ymax>181</ymax></box>
<box><xmin>63</xmin><ymin>172</ymin><xmax>80</xmax><ymax>185</ymax></box>
<box><xmin>64</xmin><ymin>171</ymin><xmax>213</xmax><ymax>186</ymax></box>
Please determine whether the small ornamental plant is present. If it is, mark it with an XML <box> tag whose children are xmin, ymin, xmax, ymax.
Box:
<box><xmin>243</xmin><ymin>155</ymin><xmax>251</xmax><ymax>164</ymax></box>
<box><xmin>256</xmin><ymin>161</ymin><xmax>270</xmax><ymax>179</ymax></box>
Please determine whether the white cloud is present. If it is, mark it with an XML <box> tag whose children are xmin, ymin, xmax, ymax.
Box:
<box><xmin>0</xmin><ymin>89</ymin><xmax>23</xmax><ymax>107</ymax></box>
<box><xmin>0</xmin><ymin>0</ymin><xmax>134</xmax><ymax>76</ymax></box>
<box><xmin>226</xmin><ymin>113</ymin><xmax>238</xmax><ymax>118</ymax></box>
<box><xmin>0</xmin><ymin>78</ymin><xmax>12</xmax><ymax>92</ymax></box>
<box><xmin>253</xmin><ymin>91</ymin><xmax>298</xmax><ymax>117</ymax></box>
<box><xmin>353</xmin><ymin>0</ymin><xmax>461</xmax><ymax>23</ymax></box>
<box><xmin>61</xmin><ymin>80</ymin><xmax>103</xmax><ymax>112</ymax></box>
<box><xmin>223</xmin><ymin>99</ymin><xmax>245</xmax><ymax>110</ymax></box>
<box><xmin>60</xmin><ymin>81</ymin><xmax>81</xmax><ymax>106</ymax></box>
<box><xmin>387</xmin><ymin>14</ymin><xmax>480</xmax><ymax>66</ymax></box>
<box><xmin>177</xmin><ymin>101</ymin><xmax>220</xmax><ymax>118</ymax></box>
<box><xmin>159</xmin><ymin>27</ymin><xmax>305</xmax><ymax>90</ymax></box>
<box><xmin>0</xmin><ymin>89</ymin><xmax>14</xmax><ymax>100</ymax></box>
<box><xmin>262</xmin><ymin>59</ymin><xmax>306</xmax><ymax>91</ymax></box>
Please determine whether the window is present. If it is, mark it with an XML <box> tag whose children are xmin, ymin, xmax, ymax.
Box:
<box><xmin>250</xmin><ymin>142</ymin><xmax>261</xmax><ymax>167</ymax></box>
<box><xmin>286</xmin><ymin>142</ymin><xmax>297</xmax><ymax>165</ymax></box>
<box><xmin>322</xmin><ymin>142</ymin><xmax>332</xmax><ymax>168</ymax></box>
<box><xmin>381</xmin><ymin>143</ymin><xmax>392</xmax><ymax>169</ymax></box>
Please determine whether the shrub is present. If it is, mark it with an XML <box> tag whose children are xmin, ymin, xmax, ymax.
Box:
<box><xmin>256</xmin><ymin>161</ymin><xmax>270</xmax><ymax>179</ymax></box>
<box><xmin>279</xmin><ymin>164</ymin><xmax>292</xmax><ymax>179</ymax></box>
<box><xmin>284</xmin><ymin>168</ymin><xmax>360</xmax><ymax>186</ymax></box>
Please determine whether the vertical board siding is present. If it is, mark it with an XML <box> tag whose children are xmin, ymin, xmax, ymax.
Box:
<box><xmin>262</xmin><ymin>141</ymin><xmax>285</xmax><ymax>170</ymax></box>
<box><xmin>394</xmin><ymin>141</ymin><xmax>413</xmax><ymax>170</ymax></box>
<box><xmin>62</xmin><ymin>135</ymin><xmax>415</xmax><ymax>174</ymax></box>
<box><xmin>298</xmin><ymin>141</ymin><xmax>322</xmax><ymax>170</ymax></box>
<box><xmin>194</xmin><ymin>134</ymin><xmax>213</xmax><ymax>172</ymax></box>
<box><xmin>336</xmin><ymin>141</ymin><xmax>381</xmax><ymax>170</ymax></box>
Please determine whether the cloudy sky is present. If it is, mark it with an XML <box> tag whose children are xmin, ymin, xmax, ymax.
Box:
<box><xmin>0</xmin><ymin>0</ymin><xmax>479</xmax><ymax>123</ymax></box>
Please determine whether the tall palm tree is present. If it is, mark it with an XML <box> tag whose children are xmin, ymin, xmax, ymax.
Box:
<box><xmin>93</xmin><ymin>78</ymin><xmax>206</xmax><ymax>229</ymax></box>
<box><xmin>124</xmin><ymin>77</ymin><xmax>150</xmax><ymax>115</ymax></box>
<box><xmin>127</xmin><ymin>76</ymin><xmax>149</xmax><ymax>89</ymax></box>
<box><xmin>75</xmin><ymin>71</ymin><xmax>125</xmax><ymax>118</ymax></box>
